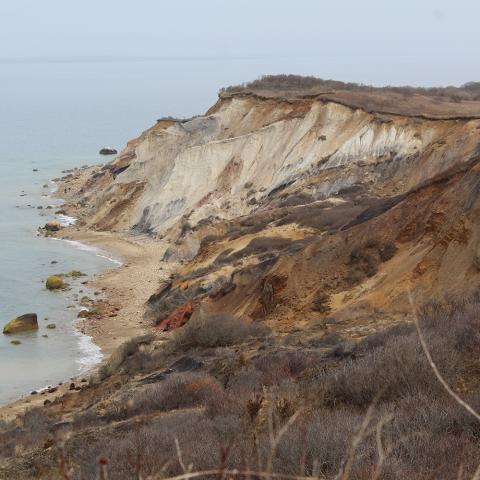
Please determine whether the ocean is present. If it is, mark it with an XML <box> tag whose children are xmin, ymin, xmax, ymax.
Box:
<box><xmin>0</xmin><ymin>55</ymin><xmax>325</xmax><ymax>404</ymax></box>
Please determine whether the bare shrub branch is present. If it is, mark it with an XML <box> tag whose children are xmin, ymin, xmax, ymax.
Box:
<box><xmin>409</xmin><ymin>293</ymin><xmax>480</xmax><ymax>423</ymax></box>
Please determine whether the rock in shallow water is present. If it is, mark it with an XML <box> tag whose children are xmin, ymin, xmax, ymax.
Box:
<box><xmin>46</xmin><ymin>275</ymin><xmax>66</xmax><ymax>290</ymax></box>
<box><xmin>44</xmin><ymin>220</ymin><xmax>61</xmax><ymax>232</ymax></box>
<box><xmin>99</xmin><ymin>147</ymin><xmax>117</xmax><ymax>155</ymax></box>
<box><xmin>3</xmin><ymin>313</ymin><xmax>38</xmax><ymax>334</ymax></box>
<box><xmin>65</xmin><ymin>270</ymin><xmax>86</xmax><ymax>278</ymax></box>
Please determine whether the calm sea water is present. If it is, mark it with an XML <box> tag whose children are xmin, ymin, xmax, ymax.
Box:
<box><xmin>0</xmin><ymin>56</ymin><xmax>327</xmax><ymax>404</ymax></box>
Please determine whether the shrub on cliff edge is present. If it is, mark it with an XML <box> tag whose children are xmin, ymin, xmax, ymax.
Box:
<box><xmin>174</xmin><ymin>313</ymin><xmax>269</xmax><ymax>349</ymax></box>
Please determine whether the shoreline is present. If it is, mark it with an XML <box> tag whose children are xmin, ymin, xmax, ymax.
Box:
<box><xmin>0</xmin><ymin>168</ymin><xmax>172</xmax><ymax>421</ymax></box>
<box><xmin>0</xmin><ymin>229</ymin><xmax>169</xmax><ymax>421</ymax></box>
<box><xmin>55</xmin><ymin>228</ymin><xmax>170</xmax><ymax>355</ymax></box>
<box><xmin>51</xmin><ymin>166</ymin><xmax>171</xmax><ymax>354</ymax></box>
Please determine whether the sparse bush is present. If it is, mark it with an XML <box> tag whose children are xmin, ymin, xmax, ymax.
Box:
<box><xmin>378</xmin><ymin>241</ymin><xmax>397</xmax><ymax>261</ymax></box>
<box><xmin>98</xmin><ymin>334</ymin><xmax>154</xmax><ymax>380</ymax></box>
<box><xmin>311</xmin><ymin>290</ymin><xmax>331</xmax><ymax>313</ymax></box>
<box><xmin>105</xmin><ymin>372</ymin><xmax>227</xmax><ymax>421</ymax></box>
<box><xmin>174</xmin><ymin>313</ymin><xmax>269</xmax><ymax>349</ymax></box>
<box><xmin>349</xmin><ymin>245</ymin><xmax>380</xmax><ymax>277</ymax></box>
<box><xmin>320</xmin><ymin>332</ymin><xmax>456</xmax><ymax>408</ymax></box>
<box><xmin>317</xmin><ymin>297</ymin><xmax>480</xmax><ymax>409</ymax></box>
<box><xmin>356</xmin><ymin>322</ymin><xmax>413</xmax><ymax>352</ymax></box>
<box><xmin>6</xmin><ymin>293</ymin><xmax>480</xmax><ymax>479</ymax></box>
<box><xmin>122</xmin><ymin>348</ymin><xmax>168</xmax><ymax>376</ymax></box>
<box><xmin>267</xmin><ymin>408</ymin><xmax>366</xmax><ymax>475</ymax></box>
<box><xmin>71</xmin><ymin>410</ymin><xmax>248</xmax><ymax>479</ymax></box>
<box><xmin>23</xmin><ymin>407</ymin><xmax>51</xmax><ymax>433</ymax></box>
<box><xmin>346</xmin><ymin>240</ymin><xmax>397</xmax><ymax>285</ymax></box>
<box><xmin>381</xmin><ymin>392</ymin><xmax>480</xmax><ymax>478</ymax></box>
<box><xmin>220</xmin><ymin>74</ymin><xmax>480</xmax><ymax>104</ymax></box>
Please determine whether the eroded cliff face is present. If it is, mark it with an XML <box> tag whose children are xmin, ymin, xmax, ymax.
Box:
<box><xmin>74</xmin><ymin>92</ymin><xmax>480</xmax><ymax>337</ymax></box>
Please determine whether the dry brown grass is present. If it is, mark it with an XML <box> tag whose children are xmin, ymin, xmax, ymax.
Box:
<box><xmin>222</xmin><ymin>75</ymin><xmax>480</xmax><ymax>101</ymax></box>
<box><xmin>4</xmin><ymin>294</ymin><xmax>480</xmax><ymax>479</ymax></box>
<box><xmin>174</xmin><ymin>312</ymin><xmax>269</xmax><ymax>349</ymax></box>
<box><xmin>220</xmin><ymin>75</ymin><xmax>480</xmax><ymax>118</ymax></box>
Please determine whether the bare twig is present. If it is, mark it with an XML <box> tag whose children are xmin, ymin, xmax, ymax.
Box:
<box><xmin>371</xmin><ymin>415</ymin><xmax>393</xmax><ymax>480</ymax></box>
<box><xmin>335</xmin><ymin>400</ymin><xmax>376</xmax><ymax>480</ymax></box>
<box><xmin>471</xmin><ymin>464</ymin><xmax>480</xmax><ymax>480</ymax></box>
<box><xmin>410</xmin><ymin>293</ymin><xmax>480</xmax><ymax>480</ymax></box>
<box><xmin>409</xmin><ymin>294</ymin><xmax>480</xmax><ymax>423</ymax></box>
<box><xmin>57</xmin><ymin>444</ymin><xmax>70</xmax><ymax>480</ymax></box>
<box><xmin>175</xmin><ymin>437</ymin><xmax>192</xmax><ymax>474</ymax></box>
<box><xmin>150</xmin><ymin>469</ymin><xmax>337</xmax><ymax>480</ymax></box>
<box><xmin>266</xmin><ymin>410</ymin><xmax>302</xmax><ymax>480</ymax></box>
<box><xmin>98</xmin><ymin>457</ymin><xmax>109</xmax><ymax>480</ymax></box>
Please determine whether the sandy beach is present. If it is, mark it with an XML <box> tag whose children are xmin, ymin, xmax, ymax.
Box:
<box><xmin>58</xmin><ymin>229</ymin><xmax>170</xmax><ymax>355</ymax></box>
<box><xmin>0</xmin><ymin>169</ymin><xmax>174</xmax><ymax>421</ymax></box>
<box><xmin>53</xmin><ymin>165</ymin><xmax>177</xmax><ymax>354</ymax></box>
<box><xmin>0</xmin><ymin>231</ymin><xmax>171</xmax><ymax>421</ymax></box>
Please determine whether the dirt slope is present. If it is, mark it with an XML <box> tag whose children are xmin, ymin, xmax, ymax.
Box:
<box><xmin>61</xmin><ymin>86</ymin><xmax>480</xmax><ymax>338</ymax></box>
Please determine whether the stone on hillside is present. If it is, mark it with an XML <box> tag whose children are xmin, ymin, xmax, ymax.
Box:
<box><xmin>3</xmin><ymin>313</ymin><xmax>38</xmax><ymax>334</ymax></box>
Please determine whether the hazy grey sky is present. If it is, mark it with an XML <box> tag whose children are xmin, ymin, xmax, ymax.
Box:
<box><xmin>1</xmin><ymin>0</ymin><xmax>479</xmax><ymax>86</ymax></box>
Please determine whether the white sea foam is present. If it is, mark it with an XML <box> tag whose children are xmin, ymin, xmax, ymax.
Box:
<box><xmin>73</xmin><ymin>323</ymin><xmax>103</xmax><ymax>373</ymax></box>
<box><xmin>41</xmin><ymin>235</ymin><xmax>122</xmax><ymax>386</ymax></box>
<box><xmin>58</xmin><ymin>214</ymin><xmax>77</xmax><ymax>226</ymax></box>
<box><xmin>95</xmin><ymin>253</ymin><xmax>123</xmax><ymax>266</ymax></box>
<box><xmin>51</xmin><ymin>238</ymin><xmax>123</xmax><ymax>266</ymax></box>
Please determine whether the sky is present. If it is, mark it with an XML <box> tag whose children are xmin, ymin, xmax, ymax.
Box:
<box><xmin>0</xmin><ymin>0</ymin><xmax>479</xmax><ymax>86</ymax></box>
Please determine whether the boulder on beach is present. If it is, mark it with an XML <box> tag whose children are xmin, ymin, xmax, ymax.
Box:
<box><xmin>3</xmin><ymin>313</ymin><xmax>38</xmax><ymax>334</ymax></box>
<box><xmin>99</xmin><ymin>147</ymin><xmax>118</xmax><ymax>155</ymax></box>
<box><xmin>46</xmin><ymin>275</ymin><xmax>66</xmax><ymax>290</ymax></box>
<box><xmin>44</xmin><ymin>220</ymin><xmax>61</xmax><ymax>232</ymax></box>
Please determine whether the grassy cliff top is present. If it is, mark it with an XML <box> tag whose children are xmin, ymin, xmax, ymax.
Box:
<box><xmin>220</xmin><ymin>74</ymin><xmax>480</xmax><ymax>118</ymax></box>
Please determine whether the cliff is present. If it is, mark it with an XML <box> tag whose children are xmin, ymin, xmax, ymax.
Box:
<box><xmin>5</xmin><ymin>78</ymin><xmax>480</xmax><ymax>479</ymax></box>
<box><xmin>71</xmin><ymin>86</ymin><xmax>480</xmax><ymax>336</ymax></box>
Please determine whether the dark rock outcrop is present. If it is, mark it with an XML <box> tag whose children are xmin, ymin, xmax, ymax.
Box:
<box><xmin>99</xmin><ymin>147</ymin><xmax>118</xmax><ymax>155</ymax></box>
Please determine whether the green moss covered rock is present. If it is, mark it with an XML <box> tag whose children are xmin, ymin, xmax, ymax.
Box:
<box><xmin>65</xmin><ymin>271</ymin><xmax>87</xmax><ymax>278</ymax></box>
<box><xmin>46</xmin><ymin>275</ymin><xmax>66</xmax><ymax>290</ymax></box>
<box><xmin>3</xmin><ymin>313</ymin><xmax>38</xmax><ymax>334</ymax></box>
<box><xmin>46</xmin><ymin>323</ymin><xmax>56</xmax><ymax>329</ymax></box>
